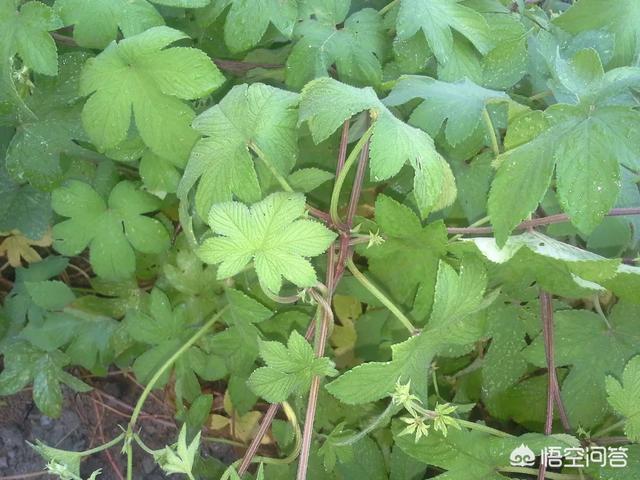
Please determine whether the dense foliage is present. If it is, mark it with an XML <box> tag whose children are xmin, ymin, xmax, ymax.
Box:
<box><xmin>1</xmin><ymin>0</ymin><xmax>640</xmax><ymax>479</ymax></box>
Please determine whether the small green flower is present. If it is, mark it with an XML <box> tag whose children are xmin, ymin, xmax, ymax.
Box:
<box><xmin>432</xmin><ymin>403</ymin><xmax>461</xmax><ymax>437</ymax></box>
<box><xmin>392</xmin><ymin>380</ymin><xmax>422</xmax><ymax>415</ymax></box>
<box><xmin>399</xmin><ymin>414</ymin><xmax>431</xmax><ymax>442</ymax></box>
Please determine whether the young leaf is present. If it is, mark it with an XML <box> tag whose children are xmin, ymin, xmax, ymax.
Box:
<box><xmin>80</xmin><ymin>26</ymin><xmax>224</xmax><ymax>160</ymax></box>
<box><xmin>394</xmin><ymin>0</ymin><xmax>492</xmax><ymax>65</ymax></box>
<box><xmin>606</xmin><ymin>355</ymin><xmax>640</xmax><ymax>442</ymax></box>
<box><xmin>248</xmin><ymin>330</ymin><xmax>338</xmax><ymax>403</ymax></box>
<box><xmin>154</xmin><ymin>425</ymin><xmax>201</xmax><ymax>478</ymax></box>
<box><xmin>197</xmin><ymin>192</ymin><xmax>336</xmax><ymax>293</ymax></box>
<box><xmin>286</xmin><ymin>1</ymin><xmax>385</xmax><ymax>89</ymax></box>
<box><xmin>0</xmin><ymin>0</ymin><xmax>63</xmax><ymax>76</ymax></box>
<box><xmin>179</xmin><ymin>83</ymin><xmax>299</xmax><ymax>218</ymax></box>
<box><xmin>299</xmin><ymin>77</ymin><xmax>457</xmax><ymax>215</ymax></box>
<box><xmin>52</xmin><ymin>180</ymin><xmax>170</xmax><ymax>280</ymax></box>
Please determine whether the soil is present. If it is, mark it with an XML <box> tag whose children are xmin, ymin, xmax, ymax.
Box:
<box><xmin>0</xmin><ymin>375</ymin><xmax>235</xmax><ymax>479</ymax></box>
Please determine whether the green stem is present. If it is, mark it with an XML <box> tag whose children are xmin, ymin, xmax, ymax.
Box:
<box><xmin>329</xmin><ymin>125</ymin><xmax>375</xmax><ymax>225</ymax></box>
<box><xmin>378</xmin><ymin>0</ymin><xmax>399</xmax><ymax>15</ymax></box>
<box><xmin>456</xmin><ymin>418</ymin><xmax>513</xmax><ymax>438</ymax></box>
<box><xmin>482</xmin><ymin>108</ymin><xmax>500</xmax><ymax>157</ymax></box>
<box><xmin>74</xmin><ymin>433</ymin><xmax>125</xmax><ymax>456</ymax></box>
<box><xmin>346</xmin><ymin>258</ymin><xmax>416</xmax><ymax>334</ymax></box>
<box><xmin>202</xmin><ymin>436</ymin><xmax>246</xmax><ymax>448</ymax></box>
<box><xmin>125</xmin><ymin>307</ymin><xmax>228</xmax><ymax>480</ymax></box>
<box><xmin>499</xmin><ymin>466</ymin><xmax>582</xmax><ymax>480</ymax></box>
<box><xmin>254</xmin><ymin>402</ymin><xmax>301</xmax><ymax>465</ymax></box>
<box><xmin>251</xmin><ymin>142</ymin><xmax>294</xmax><ymax>193</ymax></box>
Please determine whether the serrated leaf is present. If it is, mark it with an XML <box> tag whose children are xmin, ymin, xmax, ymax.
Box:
<box><xmin>606</xmin><ymin>355</ymin><xmax>640</xmax><ymax>442</ymax></box>
<box><xmin>524</xmin><ymin>303</ymin><xmax>640</xmax><ymax>428</ymax></box>
<box><xmin>0</xmin><ymin>342</ymin><xmax>91</xmax><ymax>418</ymax></box>
<box><xmin>286</xmin><ymin>2</ymin><xmax>385</xmax><ymax>89</ymax></box>
<box><xmin>299</xmin><ymin>77</ymin><xmax>457</xmax><ymax>215</ymax></box>
<box><xmin>248</xmin><ymin>330</ymin><xmax>337</xmax><ymax>402</ymax></box>
<box><xmin>0</xmin><ymin>0</ymin><xmax>63</xmax><ymax>76</ymax></box>
<box><xmin>0</xmin><ymin>229</ymin><xmax>50</xmax><ymax>267</ymax></box>
<box><xmin>395</xmin><ymin>0</ymin><xmax>492</xmax><ymax>65</ymax></box>
<box><xmin>52</xmin><ymin>180</ymin><xmax>170</xmax><ymax>280</ymax></box>
<box><xmin>384</xmin><ymin>75</ymin><xmax>508</xmax><ymax>146</ymax></box>
<box><xmin>179</xmin><ymin>83</ymin><xmax>299</xmax><ymax>218</ymax></box>
<box><xmin>206</xmin><ymin>0</ymin><xmax>297</xmax><ymax>52</ymax></box>
<box><xmin>287</xmin><ymin>168</ymin><xmax>333</xmax><ymax>193</ymax></box>
<box><xmin>80</xmin><ymin>26</ymin><xmax>224</xmax><ymax>160</ymax></box>
<box><xmin>197</xmin><ymin>192</ymin><xmax>336</xmax><ymax>293</ymax></box>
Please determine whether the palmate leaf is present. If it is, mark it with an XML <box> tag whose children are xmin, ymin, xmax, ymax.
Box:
<box><xmin>553</xmin><ymin>0</ymin><xmax>640</xmax><ymax>68</ymax></box>
<box><xmin>383</xmin><ymin>75</ymin><xmax>509</xmax><ymax>146</ymax></box>
<box><xmin>55</xmin><ymin>0</ymin><xmax>212</xmax><ymax>50</ymax></box>
<box><xmin>204</xmin><ymin>0</ymin><xmax>298</xmax><ymax>53</ymax></box>
<box><xmin>488</xmin><ymin>48</ymin><xmax>640</xmax><ymax>244</ymax></box>
<box><xmin>606</xmin><ymin>355</ymin><xmax>640</xmax><ymax>442</ymax></box>
<box><xmin>0</xmin><ymin>0</ymin><xmax>62</xmax><ymax>76</ymax></box>
<box><xmin>0</xmin><ymin>341</ymin><xmax>91</xmax><ymax>418</ymax></box>
<box><xmin>178</xmin><ymin>83</ymin><xmax>299</xmax><ymax>219</ymax></box>
<box><xmin>394</xmin><ymin>0</ymin><xmax>492</xmax><ymax>65</ymax></box>
<box><xmin>197</xmin><ymin>192</ymin><xmax>336</xmax><ymax>293</ymax></box>
<box><xmin>525</xmin><ymin>303</ymin><xmax>640</xmax><ymax>428</ymax></box>
<box><xmin>299</xmin><ymin>77</ymin><xmax>456</xmax><ymax>216</ymax></box>
<box><xmin>248</xmin><ymin>330</ymin><xmax>337</xmax><ymax>403</ymax></box>
<box><xmin>79</xmin><ymin>26</ymin><xmax>224</xmax><ymax>161</ymax></box>
<box><xmin>326</xmin><ymin>255</ymin><xmax>489</xmax><ymax>405</ymax></box>
<box><xmin>286</xmin><ymin>0</ymin><xmax>386</xmax><ymax>89</ymax></box>
<box><xmin>52</xmin><ymin>180</ymin><xmax>170</xmax><ymax>280</ymax></box>
<box><xmin>364</xmin><ymin>195</ymin><xmax>447</xmax><ymax>312</ymax></box>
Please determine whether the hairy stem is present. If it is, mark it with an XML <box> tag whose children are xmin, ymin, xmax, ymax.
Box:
<box><xmin>346</xmin><ymin>258</ymin><xmax>416</xmax><ymax>334</ymax></box>
<box><xmin>125</xmin><ymin>307</ymin><xmax>228</xmax><ymax>480</ymax></box>
<box><xmin>499</xmin><ymin>466</ymin><xmax>582</xmax><ymax>480</ymax></box>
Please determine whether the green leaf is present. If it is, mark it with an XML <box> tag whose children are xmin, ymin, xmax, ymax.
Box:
<box><xmin>224</xmin><ymin>288</ymin><xmax>273</xmax><ymax>325</ymax></box>
<box><xmin>54</xmin><ymin>0</ymin><xmax>164</xmax><ymax>49</ymax></box>
<box><xmin>207</xmin><ymin>0</ymin><xmax>298</xmax><ymax>53</ymax></box>
<box><xmin>469</xmin><ymin>231</ymin><xmax>621</xmax><ymax>296</ymax></box>
<box><xmin>0</xmin><ymin>164</ymin><xmax>51</xmax><ymax>239</ymax></box>
<box><xmin>0</xmin><ymin>342</ymin><xmax>91</xmax><ymax>418</ymax></box>
<box><xmin>0</xmin><ymin>0</ymin><xmax>63</xmax><ymax>76</ymax></box>
<box><xmin>299</xmin><ymin>77</ymin><xmax>457</xmax><ymax>215</ymax></box>
<box><xmin>179</xmin><ymin>83</ymin><xmax>299</xmax><ymax>219</ymax></box>
<box><xmin>287</xmin><ymin>168</ymin><xmax>334</xmax><ymax>193</ymax></box>
<box><xmin>393</xmin><ymin>424</ymin><xmax>577</xmax><ymax>479</ymax></box>
<box><xmin>395</xmin><ymin>0</ymin><xmax>491</xmax><ymax>65</ymax></box>
<box><xmin>155</xmin><ymin>426</ymin><xmax>201</xmax><ymax>478</ymax></box>
<box><xmin>5</xmin><ymin>52</ymin><xmax>94</xmax><ymax>191</ymax></box>
<box><xmin>286</xmin><ymin>2</ymin><xmax>385</xmax><ymax>89</ymax></box>
<box><xmin>327</xmin><ymin>256</ymin><xmax>489</xmax><ymax>404</ymax></box>
<box><xmin>52</xmin><ymin>180</ymin><xmax>170</xmax><ymax>280</ymax></box>
<box><xmin>606</xmin><ymin>355</ymin><xmax>640</xmax><ymax>442</ymax></box>
<box><xmin>553</xmin><ymin>0</ymin><xmax>640</xmax><ymax>67</ymax></box>
<box><xmin>248</xmin><ymin>330</ymin><xmax>338</xmax><ymax>402</ymax></box>
<box><xmin>197</xmin><ymin>192</ymin><xmax>336</xmax><ymax>293</ymax></box>
<box><xmin>384</xmin><ymin>75</ymin><xmax>509</xmax><ymax>146</ymax></box>
<box><xmin>24</xmin><ymin>280</ymin><xmax>74</xmax><ymax>310</ymax></box>
<box><xmin>80</xmin><ymin>26</ymin><xmax>224</xmax><ymax>160</ymax></box>
<box><xmin>365</xmin><ymin>195</ymin><xmax>447</xmax><ymax>312</ymax></box>
<box><xmin>524</xmin><ymin>303</ymin><xmax>640</xmax><ymax>428</ymax></box>
<box><xmin>488</xmin><ymin>50</ymin><xmax>640</xmax><ymax>240</ymax></box>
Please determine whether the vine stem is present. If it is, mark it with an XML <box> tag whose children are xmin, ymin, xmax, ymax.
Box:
<box><xmin>482</xmin><ymin>108</ymin><xmax>500</xmax><ymax>157</ymax></box>
<box><xmin>446</xmin><ymin>207</ymin><xmax>640</xmax><ymax>235</ymax></box>
<box><xmin>346</xmin><ymin>258</ymin><xmax>417</xmax><ymax>334</ymax></box>
<box><xmin>329</xmin><ymin>125</ymin><xmax>375</xmax><ymax>226</ymax></box>
<box><xmin>378</xmin><ymin>0</ymin><xmax>399</xmax><ymax>15</ymax></box>
<box><xmin>125</xmin><ymin>307</ymin><xmax>228</xmax><ymax>480</ymax></box>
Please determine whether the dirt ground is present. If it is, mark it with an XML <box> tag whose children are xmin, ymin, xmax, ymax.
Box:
<box><xmin>0</xmin><ymin>375</ymin><xmax>235</xmax><ymax>479</ymax></box>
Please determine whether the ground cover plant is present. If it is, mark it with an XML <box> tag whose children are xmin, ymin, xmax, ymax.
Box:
<box><xmin>2</xmin><ymin>0</ymin><xmax>640</xmax><ymax>478</ymax></box>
